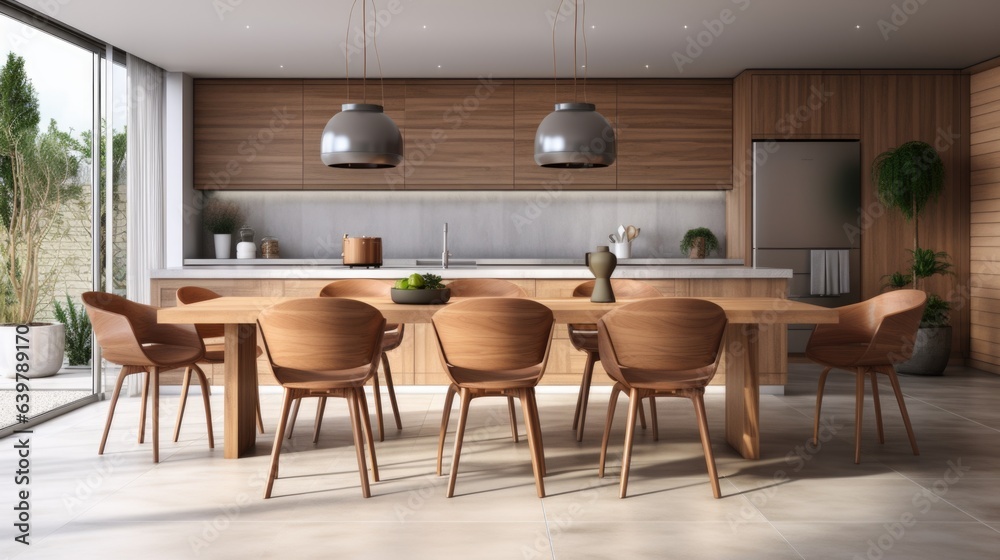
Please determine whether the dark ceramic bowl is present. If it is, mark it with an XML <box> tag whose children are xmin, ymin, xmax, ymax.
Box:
<box><xmin>390</xmin><ymin>287</ymin><xmax>451</xmax><ymax>305</ymax></box>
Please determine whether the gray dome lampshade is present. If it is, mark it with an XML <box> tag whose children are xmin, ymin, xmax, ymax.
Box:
<box><xmin>534</xmin><ymin>102</ymin><xmax>616</xmax><ymax>168</ymax></box>
<box><xmin>321</xmin><ymin>103</ymin><xmax>404</xmax><ymax>168</ymax></box>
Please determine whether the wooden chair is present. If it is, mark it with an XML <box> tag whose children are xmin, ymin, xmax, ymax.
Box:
<box><xmin>174</xmin><ymin>287</ymin><xmax>264</xmax><ymax>443</ymax></box>
<box><xmin>805</xmin><ymin>289</ymin><xmax>926</xmax><ymax>464</ymax></box>
<box><xmin>432</xmin><ymin>298</ymin><xmax>554</xmax><ymax>498</ymax></box>
<box><xmin>597</xmin><ymin>298</ymin><xmax>728</xmax><ymax>498</ymax></box>
<box><xmin>445</xmin><ymin>278</ymin><xmax>527</xmax><ymax>298</ymax></box>
<box><xmin>288</xmin><ymin>279</ymin><xmax>402</xmax><ymax>443</ymax></box>
<box><xmin>444</xmin><ymin>278</ymin><xmax>527</xmax><ymax>442</ymax></box>
<box><xmin>570</xmin><ymin>279</ymin><xmax>661</xmax><ymax>441</ymax></box>
<box><xmin>257</xmin><ymin>298</ymin><xmax>385</xmax><ymax>499</ymax></box>
<box><xmin>82</xmin><ymin>292</ymin><xmax>214</xmax><ymax>463</ymax></box>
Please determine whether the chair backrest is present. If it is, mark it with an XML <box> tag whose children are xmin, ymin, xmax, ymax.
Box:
<box><xmin>573</xmin><ymin>279</ymin><xmax>661</xmax><ymax>299</ymax></box>
<box><xmin>176</xmin><ymin>286</ymin><xmax>224</xmax><ymax>339</ymax></box>
<box><xmin>257</xmin><ymin>298</ymin><xmax>386</xmax><ymax>379</ymax></box>
<box><xmin>82</xmin><ymin>292</ymin><xmax>202</xmax><ymax>366</ymax></box>
<box><xmin>318</xmin><ymin>279</ymin><xmax>393</xmax><ymax>298</ymax></box>
<box><xmin>809</xmin><ymin>289</ymin><xmax>927</xmax><ymax>364</ymax></box>
<box><xmin>432</xmin><ymin>298</ymin><xmax>554</xmax><ymax>372</ymax></box>
<box><xmin>598</xmin><ymin>298</ymin><xmax>728</xmax><ymax>374</ymax></box>
<box><xmin>446</xmin><ymin>278</ymin><xmax>527</xmax><ymax>297</ymax></box>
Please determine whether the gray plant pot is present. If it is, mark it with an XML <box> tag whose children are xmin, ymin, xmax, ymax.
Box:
<box><xmin>895</xmin><ymin>326</ymin><xmax>952</xmax><ymax>376</ymax></box>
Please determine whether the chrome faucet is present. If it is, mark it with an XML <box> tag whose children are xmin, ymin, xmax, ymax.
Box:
<box><xmin>442</xmin><ymin>222</ymin><xmax>450</xmax><ymax>269</ymax></box>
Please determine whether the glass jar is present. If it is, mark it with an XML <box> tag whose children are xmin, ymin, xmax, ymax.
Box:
<box><xmin>261</xmin><ymin>237</ymin><xmax>280</xmax><ymax>259</ymax></box>
<box><xmin>239</xmin><ymin>224</ymin><xmax>255</xmax><ymax>243</ymax></box>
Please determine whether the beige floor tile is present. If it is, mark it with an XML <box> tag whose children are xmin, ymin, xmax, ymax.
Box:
<box><xmin>773</xmin><ymin>521</ymin><xmax>1000</xmax><ymax>560</ymax></box>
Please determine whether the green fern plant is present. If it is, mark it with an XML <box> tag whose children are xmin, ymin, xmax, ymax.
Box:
<box><xmin>53</xmin><ymin>295</ymin><xmax>91</xmax><ymax>366</ymax></box>
<box><xmin>680</xmin><ymin>227</ymin><xmax>719</xmax><ymax>256</ymax></box>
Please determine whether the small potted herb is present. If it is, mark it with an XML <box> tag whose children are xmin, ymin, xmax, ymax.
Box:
<box><xmin>202</xmin><ymin>199</ymin><xmax>245</xmax><ymax>259</ymax></box>
<box><xmin>680</xmin><ymin>227</ymin><xmax>719</xmax><ymax>259</ymax></box>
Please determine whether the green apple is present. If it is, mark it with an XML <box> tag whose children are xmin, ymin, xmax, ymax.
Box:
<box><xmin>394</xmin><ymin>278</ymin><xmax>409</xmax><ymax>290</ymax></box>
<box><xmin>408</xmin><ymin>273</ymin><xmax>425</xmax><ymax>288</ymax></box>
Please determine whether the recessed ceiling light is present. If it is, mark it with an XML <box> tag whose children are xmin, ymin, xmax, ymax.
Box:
<box><xmin>581</xmin><ymin>65</ymin><xmax>586</xmax><ymax>68</ymax></box>
<box><xmin>683</xmin><ymin>25</ymin><xmax>688</xmax><ymax>29</ymax></box>
<box><xmin>645</xmin><ymin>64</ymin><xmax>649</xmax><ymax>69</ymax></box>
<box><xmin>437</xmin><ymin>65</ymin><xmax>442</xmax><ymax>68</ymax></box>
<box><xmin>279</xmin><ymin>65</ymin><xmax>284</xmax><ymax>68</ymax></box>
<box><xmin>856</xmin><ymin>24</ymin><xmax>861</xmax><ymax>29</ymax></box>
<box><xmin>245</xmin><ymin>25</ymin><xmax>250</xmax><ymax>29</ymax></box>
<box><xmin>591</xmin><ymin>25</ymin><xmax>595</xmax><ymax>29</ymax></box>
<box><xmin>423</xmin><ymin>25</ymin><xmax>427</xmax><ymax>29</ymax></box>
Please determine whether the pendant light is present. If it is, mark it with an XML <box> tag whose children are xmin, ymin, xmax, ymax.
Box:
<box><xmin>534</xmin><ymin>0</ymin><xmax>616</xmax><ymax>168</ymax></box>
<box><xmin>321</xmin><ymin>0</ymin><xmax>403</xmax><ymax>168</ymax></box>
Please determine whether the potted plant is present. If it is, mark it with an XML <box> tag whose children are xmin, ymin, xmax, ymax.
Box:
<box><xmin>680</xmin><ymin>227</ymin><xmax>719</xmax><ymax>259</ymax></box>
<box><xmin>873</xmin><ymin>140</ymin><xmax>950</xmax><ymax>375</ymax></box>
<box><xmin>0</xmin><ymin>53</ymin><xmax>82</xmax><ymax>378</ymax></box>
<box><xmin>202</xmin><ymin>198</ymin><xmax>244</xmax><ymax>259</ymax></box>
<box><xmin>54</xmin><ymin>295</ymin><xmax>91</xmax><ymax>367</ymax></box>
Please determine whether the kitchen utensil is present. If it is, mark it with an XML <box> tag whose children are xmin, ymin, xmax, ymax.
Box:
<box><xmin>626</xmin><ymin>225</ymin><xmax>638</xmax><ymax>242</ymax></box>
<box><xmin>609</xmin><ymin>234</ymin><xmax>618</xmax><ymax>243</ymax></box>
<box><xmin>617</xmin><ymin>225</ymin><xmax>626</xmax><ymax>243</ymax></box>
<box><xmin>342</xmin><ymin>234</ymin><xmax>383</xmax><ymax>268</ymax></box>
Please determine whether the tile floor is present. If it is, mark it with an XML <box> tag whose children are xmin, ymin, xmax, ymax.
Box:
<box><xmin>2</xmin><ymin>362</ymin><xmax>999</xmax><ymax>559</ymax></box>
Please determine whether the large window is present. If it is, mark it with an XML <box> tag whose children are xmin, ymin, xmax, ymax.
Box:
<box><xmin>0</xmin><ymin>4</ymin><xmax>126</xmax><ymax>433</ymax></box>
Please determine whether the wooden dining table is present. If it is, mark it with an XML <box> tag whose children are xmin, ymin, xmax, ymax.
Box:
<box><xmin>157</xmin><ymin>296</ymin><xmax>837</xmax><ymax>460</ymax></box>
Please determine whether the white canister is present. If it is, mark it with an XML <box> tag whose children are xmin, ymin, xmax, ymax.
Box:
<box><xmin>610</xmin><ymin>242</ymin><xmax>631</xmax><ymax>259</ymax></box>
<box><xmin>236</xmin><ymin>241</ymin><xmax>256</xmax><ymax>259</ymax></box>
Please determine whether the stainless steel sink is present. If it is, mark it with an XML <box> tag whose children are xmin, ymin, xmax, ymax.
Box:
<box><xmin>414</xmin><ymin>259</ymin><xmax>478</xmax><ymax>268</ymax></box>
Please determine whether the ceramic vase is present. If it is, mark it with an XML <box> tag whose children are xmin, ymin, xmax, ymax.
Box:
<box><xmin>587</xmin><ymin>245</ymin><xmax>617</xmax><ymax>303</ymax></box>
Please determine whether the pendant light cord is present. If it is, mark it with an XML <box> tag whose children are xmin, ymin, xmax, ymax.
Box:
<box><xmin>345</xmin><ymin>0</ymin><xmax>358</xmax><ymax>102</ymax></box>
<box><xmin>581</xmin><ymin>0</ymin><xmax>588</xmax><ymax>102</ymax></box>
<box><xmin>572</xmin><ymin>0</ymin><xmax>577</xmax><ymax>102</ymax></box>
<box><xmin>372</xmin><ymin>0</ymin><xmax>386</xmax><ymax>106</ymax></box>
<box><xmin>362</xmin><ymin>0</ymin><xmax>367</xmax><ymax>103</ymax></box>
<box><xmin>551</xmin><ymin>0</ymin><xmax>565</xmax><ymax>105</ymax></box>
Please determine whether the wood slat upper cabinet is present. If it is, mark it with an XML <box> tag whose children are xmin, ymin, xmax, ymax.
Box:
<box><xmin>751</xmin><ymin>74</ymin><xmax>861</xmax><ymax>138</ymax></box>
<box><xmin>512</xmin><ymin>80</ymin><xmax>617</xmax><ymax>190</ymax></box>
<box><xmin>616</xmin><ymin>81</ymin><xmax>733</xmax><ymax>189</ymax></box>
<box><xmin>301</xmin><ymin>80</ymin><xmax>405</xmax><ymax>189</ymax></box>
<box><xmin>402</xmin><ymin>79</ymin><xmax>515</xmax><ymax>189</ymax></box>
<box><xmin>194</xmin><ymin>80</ymin><xmax>304</xmax><ymax>190</ymax></box>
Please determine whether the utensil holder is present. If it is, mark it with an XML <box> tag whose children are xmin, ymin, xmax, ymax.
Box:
<box><xmin>610</xmin><ymin>242</ymin><xmax>631</xmax><ymax>259</ymax></box>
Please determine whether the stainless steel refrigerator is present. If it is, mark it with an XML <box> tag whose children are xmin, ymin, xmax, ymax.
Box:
<box><xmin>753</xmin><ymin>140</ymin><xmax>862</xmax><ymax>352</ymax></box>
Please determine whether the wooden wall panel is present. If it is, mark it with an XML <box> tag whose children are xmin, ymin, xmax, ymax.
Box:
<box><xmin>861</xmin><ymin>73</ymin><xmax>969</xmax><ymax>360</ymax></box>
<box><xmin>301</xmin><ymin>80</ymin><xmax>405</xmax><ymax>189</ymax></box>
<box><xmin>402</xmin><ymin>80</ymin><xmax>515</xmax><ymax>188</ymax></box>
<box><xmin>728</xmin><ymin>72</ymin><xmax>752</xmax><ymax>262</ymax></box>
<box><xmin>513</xmin><ymin>80</ymin><xmax>617</xmax><ymax>190</ymax></box>
<box><xmin>616</xmin><ymin>81</ymin><xmax>733</xmax><ymax>188</ymax></box>
<box><xmin>970</xmin><ymin>65</ymin><xmax>1000</xmax><ymax>374</ymax></box>
<box><xmin>194</xmin><ymin>80</ymin><xmax>304</xmax><ymax>190</ymax></box>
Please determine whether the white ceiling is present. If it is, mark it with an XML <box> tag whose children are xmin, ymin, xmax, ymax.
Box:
<box><xmin>14</xmin><ymin>0</ymin><xmax>1000</xmax><ymax>78</ymax></box>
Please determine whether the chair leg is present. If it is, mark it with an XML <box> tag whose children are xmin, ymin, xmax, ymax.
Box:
<box><xmin>573</xmin><ymin>351</ymin><xmax>598</xmax><ymax>441</ymax></box>
<box><xmin>151</xmin><ymin>367</ymin><xmax>160</xmax><ymax>463</ymax></box>
<box><xmin>854</xmin><ymin>368</ymin><xmax>865</xmax><ymax>464</ymax></box>
<box><xmin>381</xmin><ymin>352</ymin><xmax>402</xmax><ymax>431</ymax></box>
<box><xmin>520</xmin><ymin>389</ymin><xmax>545</xmax><ymax>498</ymax></box>
<box><xmin>599</xmin><ymin>383</ymin><xmax>623</xmax><ymax>478</ymax></box>
<box><xmin>138</xmin><ymin>370</ymin><xmax>150</xmax><ymax>444</ymax></box>
<box><xmin>870</xmin><ymin>369</ymin><xmax>885</xmax><ymax>444</ymax></box>
<box><xmin>692</xmin><ymin>390</ymin><xmax>721</xmax><ymax>499</ymax></box>
<box><xmin>371</xmin><ymin>365</ymin><xmax>385</xmax><ymax>442</ymax></box>
<box><xmin>255</xmin><ymin>381</ymin><xmax>265</xmax><ymax>435</ymax></box>
<box><xmin>99</xmin><ymin>367</ymin><xmax>132</xmax><ymax>455</ymax></box>
<box><xmin>648</xmin><ymin>397</ymin><xmax>659</xmax><ymax>441</ymax></box>
<box><xmin>192</xmin><ymin>364</ymin><xmax>215</xmax><ymax>449</ymax></box>
<box><xmin>814</xmin><ymin>367</ymin><xmax>832</xmax><ymax>446</ymax></box>
<box><xmin>446</xmin><ymin>387</ymin><xmax>474</xmax><ymax>498</ymax></box>
<box><xmin>173</xmin><ymin>366</ymin><xmax>193</xmax><ymax>442</ymax></box>
<box><xmin>264</xmin><ymin>389</ymin><xmax>295</xmax><ymax>499</ymax></box>
<box><xmin>346</xmin><ymin>389</ymin><xmax>372</xmax><ymax>499</ymax></box>
<box><xmin>313</xmin><ymin>397</ymin><xmax>327</xmax><ymax>444</ymax></box>
<box><xmin>527</xmin><ymin>388</ymin><xmax>546</xmax><ymax>477</ymax></box>
<box><xmin>437</xmin><ymin>384</ymin><xmax>457</xmax><ymax>476</ymax></box>
<box><xmin>619</xmin><ymin>387</ymin><xmax>642</xmax><ymax>498</ymax></box>
<box><xmin>883</xmin><ymin>365</ymin><xmax>920</xmax><ymax>456</ymax></box>
<box><xmin>637</xmin><ymin>395</ymin><xmax>647</xmax><ymax>431</ymax></box>
<box><xmin>286</xmin><ymin>398</ymin><xmax>301</xmax><ymax>439</ymax></box>
<box><xmin>507</xmin><ymin>396</ymin><xmax>519</xmax><ymax>443</ymax></box>
<box><xmin>356</xmin><ymin>388</ymin><xmax>379</xmax><ymax>483</ymax></box>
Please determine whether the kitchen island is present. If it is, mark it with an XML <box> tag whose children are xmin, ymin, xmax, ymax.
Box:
<box><xmin>150</xmin><ymin>263</ymin><xmax>792</xmax><ymax>388</ymax></box>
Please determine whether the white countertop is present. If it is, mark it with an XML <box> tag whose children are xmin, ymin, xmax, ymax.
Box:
<box><xmin>153</xmin><ymin>264</ymin><xmax>791</xmax><ymax>280</ymax></box>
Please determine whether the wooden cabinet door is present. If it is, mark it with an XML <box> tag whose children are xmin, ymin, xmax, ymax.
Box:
<box><xmin>302</xmin><ymin>80</ymin><xmax>406</xmax><ymax>190</ymax></box>
<box><xmin>402</xmin><ymin>80</ymin><xmax>515</xmax><ymax>189</ymax></box>
<box><xmin>751</xmin><ymin>74</ymin><xmax>861</xmax><ymax>138</ymax></box>
<box><xmin>616</xmin><ymin>81</ymin><xmax>733</xmax><ymax>189</ymax></box>
<box><xmin>513</xmin><ymin>80</ymin><xmax>617</xmax><ymax>190</ymax></box>
<box><xmin>194</xmin><ymin>80</ymin><xmax>304</xmax><ymax>190</ymax></box>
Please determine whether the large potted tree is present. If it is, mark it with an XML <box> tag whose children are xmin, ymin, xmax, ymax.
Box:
<box><xmin>0</xmin><ymin>53</ymin><xmax>82</xmax><ymax>378</ymax></box>
<box><xmin>873</xmin><ymin>140</ymin><xmax>950</xmax><ymax>375</ymax></box>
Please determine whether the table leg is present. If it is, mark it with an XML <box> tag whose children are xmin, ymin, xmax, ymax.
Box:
<box><xmin>224</xmin><ymin>323</ymin><xmax>259</xmax><ymax>459</ymax></box>
<box><xmin>724</xmin><ymin>324</ymin><xmax>760</xmax><ymax>459</ymax></box>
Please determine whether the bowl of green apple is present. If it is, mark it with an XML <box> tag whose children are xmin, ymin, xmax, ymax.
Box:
<box><xmin>391</xmin><ymin>273</ymin><xmax>451</xmax><ymax>304</ymax></box>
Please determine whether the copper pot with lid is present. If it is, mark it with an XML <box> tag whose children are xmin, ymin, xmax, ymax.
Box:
<box><xmin>342</xmin><ymin>234</ymin><xmax>382</xmax><ymax>268</ymax></box>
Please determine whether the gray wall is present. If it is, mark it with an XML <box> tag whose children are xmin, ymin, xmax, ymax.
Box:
<box><xmin>195</xmin><ymin>190</ymin><xmax>726</xmax><ymax>260</ymax></box>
